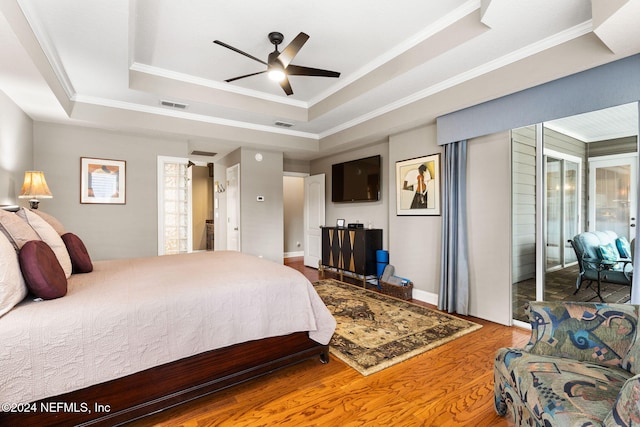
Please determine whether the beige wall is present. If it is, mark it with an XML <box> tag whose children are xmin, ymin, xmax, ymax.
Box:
<box><xmin>311</xmin><ymin>140</ymin><xmax>389</xmax><ymax>248</ymax></box>
<box><xmin>0</xmin><ymin>90</ymin><xmax>33</xmax><ymax>206</ymax></box>
<box><xmin>33</xmin><ymin>122</ymin><xmax>187</xmax><ymax>260</ymax></box>
<box><xmin>240</xmin><ymin>148</ymin><xmax>284</xmax><ymax>263</ymax></box>
<box><xmin>467</xmin><ymin>131</ymin><xmax>512</xmax><ymax>325</ymax></box>
<box><xmin>215</xmin><ymin>147</ymin><xmax>284</xmax><ymax>263</ymax></box>
<box><xmin>388</xmin><ymin>125</ymin><xmax>442</xmax><ymax>302</ymax></box>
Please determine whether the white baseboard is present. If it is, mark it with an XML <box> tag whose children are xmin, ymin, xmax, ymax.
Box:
<box><xmin>284</xmin><ymin>251</ymin><xmax>304</xmax><ymax>258</ymax></box>
<box><xmin>411</xmin><ymin>288</ymin><xmax>439</xmax><ymax>306</ymax></box>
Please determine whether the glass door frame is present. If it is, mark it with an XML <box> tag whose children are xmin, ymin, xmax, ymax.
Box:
<box><xmin>543</xmin><ymin>148</ymin><xmax>582</xmax><ymax>271</ymax></box>
<box><xmin>588</xmin><ymin>153</ymin><xmax>638</xmax><ymax>240</ymax></box>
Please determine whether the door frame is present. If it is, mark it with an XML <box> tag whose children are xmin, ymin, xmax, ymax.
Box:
<box><xmin>303</xmin><ymin>173</ymin><xmax>325</xmax><ymax>268</ymax></box>
<box><xmin>588</xmin><ymin>153</ymin><xmax>638</xmax><ymax>239</ymax></box>
<box><xmin>157</xmin><ymin>156</ymin><xmax>193</xmax><ymax>255</ymax></box>
<box><xmin>226</xmin><ymin>163</ymin><xmax>241</xmax><ymax>251</ymax></box>
<box><xmin>543</xmin><ymin>148</ymin><xmax>582</xmax><ymax>271</ymax></box>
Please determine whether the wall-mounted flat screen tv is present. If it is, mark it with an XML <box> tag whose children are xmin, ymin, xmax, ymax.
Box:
<box><xmin>331</xmin><ymin>155</ymin><xmax>381</xmax><ymax>203</ymax></box>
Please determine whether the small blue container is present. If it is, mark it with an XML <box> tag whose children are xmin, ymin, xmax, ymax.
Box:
<box><xmin>376</xmin><ymin>250</ymin><xmax>389</xmax><ymax>278</ymax></box>
<box><xmin>376</xmin><ymin>250</ymin><xmax>389</xmax><ymax>263</ymax></box>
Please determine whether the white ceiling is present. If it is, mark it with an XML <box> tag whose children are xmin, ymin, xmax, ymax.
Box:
<box><xmin>546</xmin><ymin>103</ymin><xmax>639</xmax><ymax>143</ymax></box>
<box><xmin>0</xmin><ymin>0</ymin><xmax>639</xmax><ymax>161</ymax></box>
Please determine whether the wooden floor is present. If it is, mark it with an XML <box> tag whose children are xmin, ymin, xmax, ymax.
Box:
<box><xmin>128</xmin><ymin>258</ymin><xmax>529</xmax><ymax>427</ymax></box>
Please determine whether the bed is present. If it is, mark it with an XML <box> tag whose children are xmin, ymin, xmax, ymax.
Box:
<box><xmin>0</xmin><ymin>208</ymin><xmax>336</xmax><ymax>426</ymax></box>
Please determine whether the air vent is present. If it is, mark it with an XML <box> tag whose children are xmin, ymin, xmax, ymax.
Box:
<box><xmin>160</xmin><ymin>100</ymin><xmax>188</xmax><ymax>109</ymax></box>
<box><xmin>274</xmin><ymin>121</ymin><xmax>294</xmax><ymax>128</ymax></box>
<box><xmin>191</xmin><ymin>150</ymin><xmax>217</xmax><ymax>157</ymax></box>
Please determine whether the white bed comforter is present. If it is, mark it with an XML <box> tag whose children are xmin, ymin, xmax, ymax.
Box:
<box><xmin>0</xmin><ymin>251</ymin><xmax>335</xmax><ymax>404</ymax></box>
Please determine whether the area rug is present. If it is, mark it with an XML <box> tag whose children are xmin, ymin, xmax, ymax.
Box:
<box><xmin>313</xmin><ymin>279</ymin><xmax>482</xmax><ymax>376</ymax></box>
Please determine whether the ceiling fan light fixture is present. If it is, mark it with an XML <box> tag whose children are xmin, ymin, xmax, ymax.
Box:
<box><xmin>268</xmin><ymin>68</ymin><xmax>286</xmax><ymax>82</ymax></box>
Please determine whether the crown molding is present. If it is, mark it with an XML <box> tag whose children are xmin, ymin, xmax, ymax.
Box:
<box><xmin>319</xmin><ymin>20</ymin><xmax>593</xmax><ymax>139</ymax></box>
<box><xmin>17</xmin><ymin>0</ymin><xmax>76</xmax><ymax>100</ymax></box>
<box><xmin>308</xmin><ymin>0</ymin><xmax>483</xmax><ymax>107</ymax></box>
<box><xmin>72</xmin><ymin>94</ymin><xmax>319</xmax><ymax>140</ymax></box>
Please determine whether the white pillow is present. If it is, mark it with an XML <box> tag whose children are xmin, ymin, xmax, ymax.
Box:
<box><xmin>0</xmin><ymin>208</ymin><xmax>40</xmax><ymax>250</ymax></box>
<box><xmin>0</xmin><ymin>232</ymin><xmax>27</xmax><ymax>318</ymax></box>
<box><xmin>31</xmin><ymin>210</ymin><xmax>66</xmax><ymax>235</ymax></box>
<box><xmin>17</xmin><ymin>208</ymin><xmax>72</xmax><ymax>278</ymax></box>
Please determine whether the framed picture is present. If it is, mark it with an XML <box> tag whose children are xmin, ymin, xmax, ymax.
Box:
<box><xmin>395</xmin><ymin>154</ymin><xmax>441</xmax><ymax>216</ymax></box>
<box><xmin>80</xmin><ymin>157</ymin><xmax>126</xmax><ymax>204</ymax></box>
<box><xmin>336</xmin><ymin>218</ymin><xmax>346</xmax><ymax>228</ymax></box>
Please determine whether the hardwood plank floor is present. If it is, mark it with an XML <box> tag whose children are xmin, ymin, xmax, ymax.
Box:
<box><xmin>127</xmin><ymin>258</ymin><xmax>528</xmax><ymax>426</ymax></box>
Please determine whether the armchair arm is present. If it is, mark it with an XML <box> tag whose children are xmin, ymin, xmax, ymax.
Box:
<box><xmin>582</xmin><ymin>256</ymin><xmax>633</xmax><ymax>279</ymax></box>
<box><xmin>582</xmin><ymin>256</ymin><xmax>632</xmax><ymax>269</ymax></box>
<box><xmin>523</xmin><ymin>301</ymin><xmax>638</xmax><ymax>366</ymax></box>
<box><xmin>603</xmin><ymin>373</ymin><xmax>640</xmax><ymax>426</ymax></box>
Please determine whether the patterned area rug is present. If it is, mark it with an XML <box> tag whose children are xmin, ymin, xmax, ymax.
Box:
<box><xmin>313</xmin><ymin>279</ymin><xmax>482</xmax><ymax>376</ymax></box>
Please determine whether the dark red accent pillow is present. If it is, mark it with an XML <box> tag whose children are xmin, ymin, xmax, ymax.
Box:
<box><xmin>61</xmin><ymin>233</ymin><xmax>93</xmax><ymax>273</ymax></box>
<box><xmin>19</xmin><ymin>240</ymin><xmax>67</xmax><ymax>299</ymax></box>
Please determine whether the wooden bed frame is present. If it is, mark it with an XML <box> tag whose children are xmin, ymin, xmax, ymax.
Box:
<box><xmin>0</xmin><ymin>332</ymin><xmax>329</xmax><ymax>426</ymax></box>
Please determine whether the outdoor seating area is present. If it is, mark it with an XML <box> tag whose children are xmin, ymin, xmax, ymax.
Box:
<box><xmin>512</xmin><ymin>230</ymin><xmax>634</xmax><ymax>323</ymax></box>
<box><xmin>569</xmin><ymin>230</ymin><xmax>633</xmax><ymax>301</ymax></box>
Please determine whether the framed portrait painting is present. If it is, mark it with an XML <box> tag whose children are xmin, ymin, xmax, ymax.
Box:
<box><xmin>80</xmin><ymin>157</ymin><xmax>126</xmax><ymax>204</ymax></box>
<box><xmin>395</xmin><ymin>154</ymin><xmax>441</xmax><ymax>216</ymax></box>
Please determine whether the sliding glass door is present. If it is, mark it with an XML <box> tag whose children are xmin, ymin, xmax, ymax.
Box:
<box><xmin>588</xmin><ymin>155</ymin><xmax>637</xmax><ymax>241</ymax></box>
<box><xmin>511</xmin><ymin>103</ymin><xmax>638</xmax><ymax>323</ymax></box>
<box><xmin>545</xmin><ymin>150</ymin><xmax>580</xmax><ymax>271</ymax></box>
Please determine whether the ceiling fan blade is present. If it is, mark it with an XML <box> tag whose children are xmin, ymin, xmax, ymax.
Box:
<box><xmin>213</xmin><ymin>40</ymin><xmax>268</xmax><ymax>66</ymax></box>
<box><xmin>286</xmin><ymin>64</ymin><xmax>340</xmax><ymax>78</ymax></box>
<box><xmin>225</xmin><ymin>70</ymin><xmax>267</xmax><ymax>82</ymax></box>
<box><xmin>280</xmin><ymin>76</ymin><xmax>293</xmax><ymax>96</ymax></box>
<box><xmin>277</xmin><ymin>32</ymin><xmax>309</xmax><ymax>68</ymax></box>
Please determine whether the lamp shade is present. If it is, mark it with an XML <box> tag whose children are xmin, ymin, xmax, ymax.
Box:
<box><xmin>19</xmin><ymin>171</ymin><xmax>53</xmax><ymax>199</ymax></box>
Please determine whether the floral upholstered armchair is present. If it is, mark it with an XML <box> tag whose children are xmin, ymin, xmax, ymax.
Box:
<box><xmin>494</xmin><ymin>301</ymin><xmax>640</xmax><ymax>426</ymax></box>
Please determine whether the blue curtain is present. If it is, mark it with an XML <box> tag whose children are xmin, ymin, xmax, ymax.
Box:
<box><xmin>438</xmin><ymin>140</ymin><xmax>470</xmax><ymax>314</ymax></box>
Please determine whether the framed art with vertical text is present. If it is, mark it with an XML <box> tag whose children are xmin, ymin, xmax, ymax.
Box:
<box><xmin>395</xmin><ymin>154</ymin><xmax>441</xmax><ymax>216</ymax></box>
<box><xmin>80</xmin><ymin>157</ymin><xmax>126</xmax><ymax>204</ymax></box>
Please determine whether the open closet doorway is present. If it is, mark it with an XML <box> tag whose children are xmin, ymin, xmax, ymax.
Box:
<box><xmin>283</xmin><ymin>173</ymin><xmax>325</xmax><ymax>267</ymax></box>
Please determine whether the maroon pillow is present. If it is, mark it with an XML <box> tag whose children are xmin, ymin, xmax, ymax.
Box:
<box><xmin>19</xmin><ymin>240</ymin><xmax>67</xmax><ymax>299</ymax></box>
<box><xmin>61</xmin><ymin>233</ymin><xmax>93</xmax><ymax>273</ymax></box>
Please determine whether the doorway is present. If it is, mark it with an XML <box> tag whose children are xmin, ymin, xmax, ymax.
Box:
<box><xmin>157</xmin><ymin>157</ymin><xmax>214</xmax><ymax>255</ymax></box>
<box><xmin>544</xmin><ymin>149</ymin><xmax>581</xmax><ymax>271</ymax></box>
<box><xmin>226</xmin><ymin>163</ymin><xmax>240</xmax><ymax>251</ymax></box>
<box><xmin>511</xmin><ymin>103</ymin><xmax>639</xmax><ymax>323</ymax></box>
<box><xmin>588</xmin><ymin>155</ymin><xmax>638</xmax><ymax>240</ymax></box>
<box><xmin>157</xmin><ymin>156</ymin><xmax>192</xmax><ymax>255</ymax></box>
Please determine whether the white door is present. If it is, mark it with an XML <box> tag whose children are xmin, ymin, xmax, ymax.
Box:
<box><xmin>588</xmin><ymin>154</ymin><xmax>637</xmax><ymax>240</ymax></box>
<box><xmin>304</xmin><ymin>174</ymin><xmax>325</xmax><ymax>268</ymax></box>
<box><xmin>226</xmin><ymin>163</ymin><xmax>241</xmax><ymax>251</ymax></box>
<box><xmin>157</xmin><ymin>156</ymin><xmax>192</xmax><ymax>255</ymax></box>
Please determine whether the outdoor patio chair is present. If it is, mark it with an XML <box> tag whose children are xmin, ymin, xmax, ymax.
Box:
<box><xmin>568</xmin><ymin>231</ymin><xmax>633</xmax><ymax>302</ymax></box>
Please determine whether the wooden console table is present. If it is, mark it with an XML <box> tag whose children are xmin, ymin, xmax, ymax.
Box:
<box><xmin>319</xmin><ymin>226</ymin><xmax>382</xmax><ymax>287</ymax></box>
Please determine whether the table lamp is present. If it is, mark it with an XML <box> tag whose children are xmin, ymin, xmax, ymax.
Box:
<box><xmin>19</xmin><ymin>171</ymin><xmax>53</xmax><ymax>209</ymax></box>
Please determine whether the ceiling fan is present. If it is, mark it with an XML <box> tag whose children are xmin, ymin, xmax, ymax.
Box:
<box><xmin>213</xmin><ymin>32</ymin><xmax>340</xmax><ymax>96</ymax></box>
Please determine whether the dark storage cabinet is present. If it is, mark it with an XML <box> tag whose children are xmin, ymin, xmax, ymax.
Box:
<box><xmin>320</xmin><ymin>227</ymin><xmax>382</xmax><ymax>283</ymax></box>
